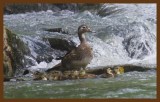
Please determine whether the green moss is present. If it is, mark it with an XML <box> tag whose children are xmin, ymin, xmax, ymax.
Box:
<box><xmin>4</xmin><ymin>27</ymin><xmax>30</xmax><ymax>78</ymax></box>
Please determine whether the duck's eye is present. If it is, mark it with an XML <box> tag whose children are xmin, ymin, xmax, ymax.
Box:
<box><xmin>82</xmin><ymin>26</ymin><xmax>86</xmax><ymax>29</ymax></box>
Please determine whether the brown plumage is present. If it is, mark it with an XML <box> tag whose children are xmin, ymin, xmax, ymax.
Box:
<box><xmin>46</xmin><ymin>25</ymin><xmax>93</xmax><ymax>72</ymax></box>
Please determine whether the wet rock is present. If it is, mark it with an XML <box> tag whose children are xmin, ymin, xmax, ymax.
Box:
<box><xmin>45</xmin><ymin>35</ymin><xmax>77</xmax><ymax>52</ymax></box>
<box><xmin>21</xmin><ymin>36</ymin><xmax>58</xmax><ymax>63</ymax></box>
<box><xmin>42</xmin><ymin>28</ymin><xmax>69</xmax><ymax>34</ymax></box>
<box><xmin>3</xmin><ymin>26</ymin><xmax>30</xmax><ymax>79</ymax></box>
<box><xmin>86</xmin><ymin>64</ymin><xmax>155</xmax><ymax>75</ymax></box>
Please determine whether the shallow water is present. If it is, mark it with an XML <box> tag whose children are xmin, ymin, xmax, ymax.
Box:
<box><xmin>4</xmin><ymin>70</ymin><xmax>156</xmax><ymax>99</ymax></box>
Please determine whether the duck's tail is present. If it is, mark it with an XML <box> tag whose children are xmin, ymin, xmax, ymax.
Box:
<box><xmin>46</xmin><ymin>62</ymin><xmax>62</xmax><ymax>72</ymax></box>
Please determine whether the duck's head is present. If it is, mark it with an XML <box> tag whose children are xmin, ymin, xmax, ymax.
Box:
<box><xmin>78</xmin><ymin>25</ymin><xmax>91</xmax><ymax>34</ymax></box>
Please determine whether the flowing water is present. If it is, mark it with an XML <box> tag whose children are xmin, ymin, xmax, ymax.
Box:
<box><xmin>3</xmin><ymin>4</ymin><xmax>157</xmax><ymax>98</ymax></box>
<box><xmin>4</xmin><ymin>70</ymin><xmax>156</xmax><ymax>98</ymax></box>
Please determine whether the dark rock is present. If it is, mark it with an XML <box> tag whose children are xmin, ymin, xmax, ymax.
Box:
<box><xmin>86</xmin><ymin>64</ymin><xmax>155</xmax><ymax>75</ymax></box>
<box><xmin>46</xmin><ymin>35</ymin><xmax>77</xmax><ymax>52</ymax></box>
<box><xmin>23</xmin><ymin>70</ymin><xmax>30</xmax><ymax>75</ymax></box>
<box><xmin>42</xmin><ymin>28</ymin><xmax>69</xmax><ymax>34</ymax></box>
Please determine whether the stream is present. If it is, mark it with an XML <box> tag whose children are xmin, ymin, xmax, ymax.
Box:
<box><xmin>3</xmin><ymin>4</ymin><xmax>157</xmax><ymax>98</ymax></box>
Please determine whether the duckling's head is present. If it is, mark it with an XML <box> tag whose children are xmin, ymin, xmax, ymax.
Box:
<box><xmin>78</xmin><ymin>25</ymin><xmax>91</xmax><ymax>34</ymax></box>
<box><xmin>63</xmin><ymin>71</ymin><xmax>71</xmax><ymax>76</ymax></box>
<box><xmin>71</xmin><ymin>70</ymin><xmax>79</xmax><ymax>76</ymax></box>
<box><xmin>106</xmin><ymin>68</ymin><xmax>113</xmax><ymax>74</ymax></box>
<box><xmin>33</xmin><ymin>71</ymin><xmax>44</xmax><ymax>80</ymax></box>
<box><xmin>49</xmin><ymin>70</ymin><xmax>62</xmax><ymax>76</ymax></box>
<box><xmin>115</xmin><ymin>66</ymin><xmax>124</xmax><ymax>74</ymax></box>
<box><xmin>79</xmin><ymin>68</ymin><xmax>86</xmax><ymax>76</ymax></box>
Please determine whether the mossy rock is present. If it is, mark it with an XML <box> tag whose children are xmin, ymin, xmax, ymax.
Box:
<box><xmin>3</xmin><ymin>26</ymin><xmax>30</xmax><ymax>79</ymax></box>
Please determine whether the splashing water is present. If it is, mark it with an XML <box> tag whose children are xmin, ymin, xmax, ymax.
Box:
<box><xmin>4</xmin><ymin>4</ymin><xmax>156</xmax><ymax>70</ymax></box>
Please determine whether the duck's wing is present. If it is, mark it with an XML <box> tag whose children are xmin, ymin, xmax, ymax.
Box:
<box><xmin>46</xmin><ymin>48</ymin><xmax>78</xmax><ymax>73</ymax></box>
<box><xmin>62</xmin><ymin>48</ymin><xmax>80</xmax><ymax>62</ymax></box>
<box><xmin>55</xmin><ymin>48</ymin><xmax>75</xmax><ymax>60</ymax></box>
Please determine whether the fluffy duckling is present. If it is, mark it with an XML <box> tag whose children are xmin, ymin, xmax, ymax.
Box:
<box><xmin>100</xmin><ymin>68</ymin><xmax>115</xmax><ymax>78</ymax></box>
<box><xmin>114</xmin><ymin>66</ymin><xmax>124</xmax><ymax>75</ymax></box>
<box><xmin>33</xmin><ymin>71</ymin><xmax>47</xmax><ymax>80</ymax></box>
<box><xmin>70</xmin><ymin>70</ymin><xmax>79</xmax><ymax>79</ymax></box>
<box><xmin>62</xmin><ymin>71</ymin><xmax>72</xmax><ymax>80</ymax></box>
<box><xmin>106</xmin><ymin>68</ymin><xmax>115</xmax><ymax>78</ymax></box>
<box><xmin>78</xmin><ymin>68</ymin><xmax>96</xmax><ymax>79</ymax></box>
<box><xmin>79</xmin><ymin>68</ymin><xmax>86</xmax><ymax>79</ymax></box>
<box><xmin>79</xmin><ymin>68</ymin><xmax>86</xmax><ymax>76</ymax></box>
<box><xmin>48</xmin><ymin>70</ymin><xmax>63</xmax><ymax>81</ymax></box>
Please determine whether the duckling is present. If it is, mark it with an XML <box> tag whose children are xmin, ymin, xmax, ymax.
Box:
<box><xmin>106</xmin><ymin>68</ymin><xmax>115</xmax><ymax>78</ymax></box>
<box><xmin>62</xmin><ymin>71</ymin><xmax>72</xmax><ymax>80</ymax></box>
<box><xmin>46</xmin><ymin>25</ymin><xmax>93</xmax><ymax>72</ymax></box>
<box><xmin>78</xmin><ymin>68</ymin><xmax>96</xmax><ymax>79</ymax></box>
<box><xmin>48</xmin><ymin>70</ymin><xmax>63</xmax><ymax>81</ymax></box>
<box><xmin>79</xmin><ymin>68</ymin><xmax>87</xmax><ymax>79</ymax></box>
<box><xmin>70</xmin><ymin>70</ymin><xmax>79</xmax><ymax>79</ymax></box>
<box><xmin>79</xmin><ymin>68</ymin><xmax>86</xmax><ymax>76</ymax></box>
<box><xmin>114</xmin><ymin>66</ymin><xmax>124</xmax><ymax>75</ymax></box>
<box><xmin>100</xmin><ymin>68</ymin><xmax>115</xmax><ymax>78</ymax></box>
<box><xmin>33</xmin><ymin>71</ymin><xmax>47</xmax><ymax>80</ymax></box>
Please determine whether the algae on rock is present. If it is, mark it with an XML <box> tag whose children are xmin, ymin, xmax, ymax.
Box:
<box><xmin>3</xmin><ymin>26</ymin><xmax>30</xmax><ymax>79</ymax></box>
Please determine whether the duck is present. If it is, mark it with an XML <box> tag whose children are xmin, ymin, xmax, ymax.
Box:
<box><xmin>79</xmin><ymin>68</ymin><xmax>86</xmax><ymax>78</ymax></box>
<box><xmin>78</xmin><ymin>68</ymin><xmax>97</xmax><ymax>79</ymax></box>
<box><xmin>79</xmin><ymin>68</ymin><xmax>86</xmax><ymax>75</ymax></box>
<box><xmin>62</xmin><ymin>71</ymin><xmax>72</xmax><ymax>80</ymax></box>
<box><xmin>101</xmin><ymin>68</ymin><xmax>115</xmax><ymax>78</ymax></box>
<box><xmin>33</xmin><ymin>71</ymin><xmax>47</xmax><ymax>80</ymax></box>
<box><xmin>47</xmin><ymin>70</ymin><xmax>63</xmax><ymax>81</ymax></box>
<box><xmin>113</xmin><ymin>66</ymin><xmax>124</xmax><ymax>75</ymax></box>
<box><xmin>70</xmin><ymin>70</ymin><xmax>79</xmax><ymax>79</ymax></box>
<box><xmin>46</xmin><ymin>25</ymin><xmax>93</xmax><ymax>72</ymax></box>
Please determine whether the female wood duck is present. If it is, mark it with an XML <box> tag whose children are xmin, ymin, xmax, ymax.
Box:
<box><xmin>47</xmin><ymin>25</ymin><xmax>93</xmax><ymax>72</ymax></box>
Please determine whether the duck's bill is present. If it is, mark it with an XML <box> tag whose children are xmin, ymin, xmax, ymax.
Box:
<box><xmin>91</xmin><ymin>31</ymin><xmax>96</xmax><ymax>33</ymax></box>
